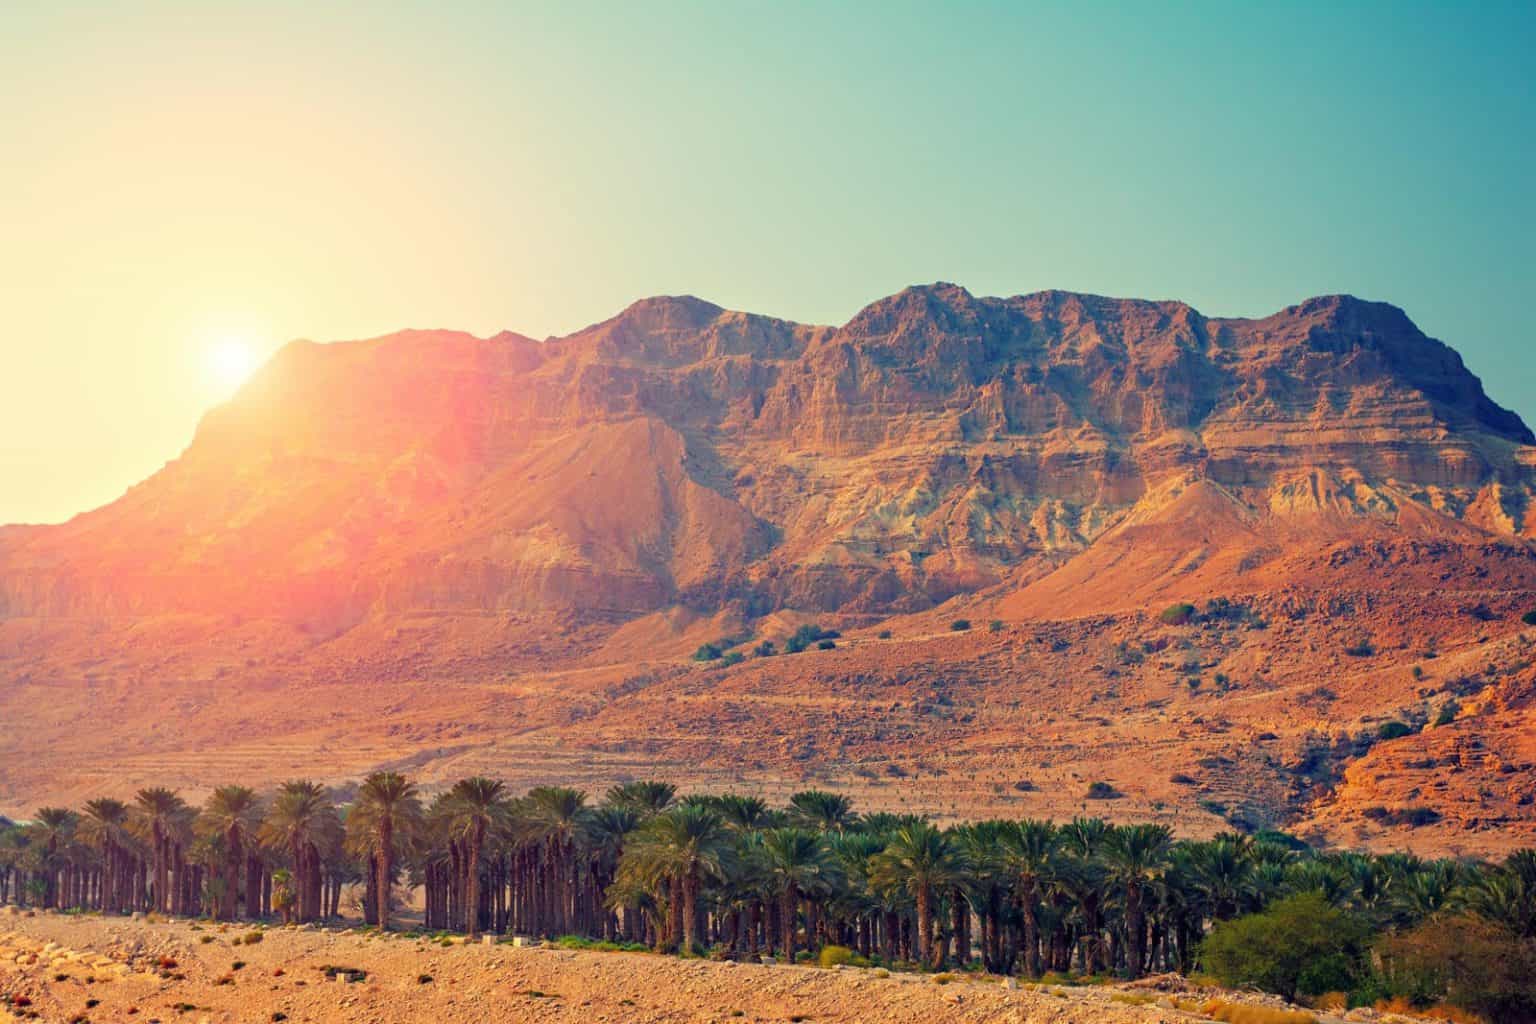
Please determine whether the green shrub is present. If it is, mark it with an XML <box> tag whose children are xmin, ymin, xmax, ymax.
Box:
<box><xmin>988</xmin><ymin>620</ymin><xmax>1004</xmax><ymax>632</ymax></box>
<box><xmin>1160</xmin><ymin>603</ymin><xmax>1197</xmax><ymax>626</ymax></box>
<box><xmin>241</xmin><ymin>931</ymin><xmax>263</xmax><ymax>945</ymax></box>
<box><xmin>693</xmin><ymin>643</ymin><xmax>722</xmax><ymax>662</ymax></box>
<box><xmin>819</xmin><ymin>944</ymin><xmax>856</xmax><ymax>968</ymax></box>
<box><xmin>877</xmin><ymin>629</ymin><xmax>893</xmax><ymax>639</ymax></box>
<box><xmin>1377</xmin><ymin>721</ymin><xmax>1414</xmax><ymax>741</ymax></box>
<box><xmin>1524</xmin><ymin>610</ymin><xmax>1536</xmax><ymax>627</ymax></box>
<box><xmin>1085</xmin><ymin>781</ymin><xmax>1120</xmax><ymax>800</ymax></box>
<box><xmin>950</xmin><ymin>619</ymin><xmax>972</xmax><ymax>631</ymax></box>
<box><xmin>1344</xmin><ymin>641</ymin><xmax>1376</xmax><ymax>658</ymax></box>
<box><xmin>816</xmin><ymin>639</ymin><xmax>836</xmax><ymax>650</ymax></box>
<box><xmin>1199</xmin><ymin>894</ymin><xmax>1370</xmax><ymax>1001</ymax></box>
<box><xmin>720</xmin><ymin>651</ymin><xmax>745</xmax><ymax>666</ymax></box>
<box><xmin>753</xmin><ymin>641</ymin><xmax>776</xmax><ymax>657</ymax></box>
<box><xmin>1434</xmin><ymin>701</ymin><xmax>1459</xmax><ymax>726</ymax></box>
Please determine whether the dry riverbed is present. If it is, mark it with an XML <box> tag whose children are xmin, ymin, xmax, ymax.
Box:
<box><xmin>1</xmin><ymin>908</ymin><xmax>1418</xmax><ymax>1024</ymax></box>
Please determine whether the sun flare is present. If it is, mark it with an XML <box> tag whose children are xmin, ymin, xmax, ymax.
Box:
<box><xmin>204</xmin><ymin>336</ymin><xmax>258</xmax><ymax>395</ymax></box>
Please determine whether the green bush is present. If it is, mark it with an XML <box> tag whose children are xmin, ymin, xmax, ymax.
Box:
<box><xmin>720</xmin><ymin>651</ymin><xmax>745</xmax><ymax>666</ymax></box>
<box><xmin>818</xmin><ymin>944</ymin><xmax>856</xmax><ymax>968</ymax></box>
<box><xmin>877</xmin><ymin>629</ymin><xmax>892</xmax><ymax>639</ymax></box>
<box><xmin>1434</xmin><ymin>701</ymin><xmax>1459</xmax><ymax>726</ymax></box>
<box><xmin>753</xmin><ymin>641</ymin><xmax>776</xmax><ymax>657</ymax></box>
<box><xmin>816</xmin><ymin>639</ymin><xmax>836</xmax><ymax>650</ymax></box>
<box><xmin>1199</xmin><ymin>894</ymin><xmax>1370</xmax><ymax>1001</ymax></box>
<box><xmin>1376</xmin><ymin>721</ymin><xmax>1414</xmax><ymax>741</ymax></box>
<box><xmin>950</xmin><ymin>619</ymin><xmax>971</xmax><ymax>631</ymax></box>
<box><xmin>1343</xmin><ymin>641</ymin><xmax>1376</xmax><ymax>658</ymax></box>
<box><xmin>1524</xmin><ymin>609</ymin><xmax>1536</xmax><ymax>627</ymax></box>
<box><xmin>693</xmin><ymin>643</ymin><xmax>722</xmax><ymax>662</ymax></box>
<box><xmin>1085</xmin><ymin>781</ymin><xmax>1120</xmax><ymax>800</ymax></box>
<box><xmin>785</xmin><ymin>624</ymin><xmax>838</xmax><ymax>653</ymax></box>
<box><xmin>1160</xmin><ymin>603</ymin><xmax>1197</xmax><ymax>626</ymax></box>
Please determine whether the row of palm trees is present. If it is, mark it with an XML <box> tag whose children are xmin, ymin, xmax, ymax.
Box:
<box><xmin>2</xmin><ymin>779</ymin><xmax>1532</xmax><ymax>979</ymax></box>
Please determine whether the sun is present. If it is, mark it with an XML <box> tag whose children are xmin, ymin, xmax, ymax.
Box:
<box><xmin>204</xmin><ymin>336</ymin><xmax>258</xmax><ymax>395</ymax></box>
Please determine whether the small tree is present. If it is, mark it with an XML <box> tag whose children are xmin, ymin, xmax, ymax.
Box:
<box><xmin>1376</xmin><ymin>914</ymin><xmax>1536</xmax><ymax>1024</ymax></box>
<box><xmin>1199</xmin><ymin>893</ymin><xmax>1369</xmax><ymax>1001</ymax></box>
<box><xmin>950</xmin><ymin>619</ymin><xmax>971</xmax><ymax>632</ymax></box>
<box><xmin>1160</xmin><ymin>603</ymin><xmax>1196</xmax><ymax>626</ymax></box>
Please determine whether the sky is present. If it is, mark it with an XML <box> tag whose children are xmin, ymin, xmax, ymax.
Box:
<box><xmin>1</xmin><ymin>2</ymin><xmax>1532</xmax><ymax>525</ymax></box>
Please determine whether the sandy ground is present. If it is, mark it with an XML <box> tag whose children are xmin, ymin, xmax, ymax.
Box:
<box><xmin>0</xmin><ymin>909</ymin><xmax>1427</xmax><ymax>1024</ymax></box>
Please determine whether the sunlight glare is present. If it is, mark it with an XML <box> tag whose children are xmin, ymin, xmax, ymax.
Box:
<box><xmin>204</xmin><ymin>336</ymin><xmax>258</xmax><ymax>396</ymax></box>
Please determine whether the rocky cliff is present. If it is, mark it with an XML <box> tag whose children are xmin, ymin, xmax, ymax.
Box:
<box><xmin>2</xmin><ymin>284</ymin><xmax>1531</xmax><ymax>628</ymax></box>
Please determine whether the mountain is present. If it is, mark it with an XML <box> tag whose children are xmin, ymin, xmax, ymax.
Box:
<box><xmin>2</xmin><ymin>284</ymin><xmax>1533</xmax><ymax>853</ymax></box>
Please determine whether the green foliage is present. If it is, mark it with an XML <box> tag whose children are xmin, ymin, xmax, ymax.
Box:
<box><xmin>784</xmin><ymin>624</ymin><xmax>838</xmax><ymax>653</ymax></box>
<box><xmin>818</xmin><ymin>944</ymin><xmax>863</xmax><ymax>968</ymax></box>
<box><xmin>693</xmin><ymin>643</ymin><xmax>722</xmax><ymax>662</ymax></box>
<box><xmin>1524</xmin><ymin>609</ymin><xmax>1536</xmax><ymax>627</ymax></box>
<box><xmin>1434</xmin><ymin>701</ymin><xmax>1460</xmax><ymax>726</ymax></box>
<box><xmin>876</xmin><ymin>629</ymin><xmax>893</xmax><ymax>639</ymax></box>
<box><xmin>753</xmin><ymin>641</ymin><xmax>775</xmax><ymax>657</ymax></box>
<box><xmin>1376</xmin><ymin>721</ymin><xmax>1414</xmax><ymax>741</ymax></box>
<box><xmin>816</xmin><ymin>639</ymin><xmax>836</xmax><ymax>650</ymax></box>
<box><xmin>988</xmin><ymin>620</ymin><xmax>1004</xmax><ymax>632</ymax></box>
<box><xmin>1199</xmin><ymin>894</ymin><xmax>1370</xmax><ymax>1001</ymax></box>
<box><xmin>719</xmin><ymin>651</ymin><xmax>745</xmax><ymax>666</ymax></box>
<box><xmin>950</xmin><ymin>619</ymin><xmax>972</xmax><ymax>631</ymax></box>
<box><xmin>1344</xmin><ymin>641</ymin><xmax>1376</xmax><ymax>658</ymax></box>
<box><xmin>1160</xmin><ymin>603</ymin><xmax>1197</xmax><ymax>626</ymax></box>
<box><xmin>1085</xmin><ymin>781</ymin><xmax>1120</xmax><ymax>800</ymax></box>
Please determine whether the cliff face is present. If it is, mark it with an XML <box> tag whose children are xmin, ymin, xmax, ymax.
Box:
<box><xmin>1</xmin><ymin>284</ymin><xmax>1532</xmax><ymax>628</ymax></box>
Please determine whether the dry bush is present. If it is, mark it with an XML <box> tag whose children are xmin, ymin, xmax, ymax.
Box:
<box><xmin>1200</xmin><ymin>1000</ymin><xmax>1317</xmax><ymax>1024</ymax></box>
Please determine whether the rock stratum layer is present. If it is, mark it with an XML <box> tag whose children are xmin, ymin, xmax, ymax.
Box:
<box><xmin>2</xmin><ymin>284</ymin><xmax>1533</xmax><ymax>852</ymax></box>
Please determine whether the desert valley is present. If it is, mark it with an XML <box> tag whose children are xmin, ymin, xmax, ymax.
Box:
<box><xmin>1</xmin><ymin>284</ymin><xmax>1532</xmax><ymax>853</ymax></box>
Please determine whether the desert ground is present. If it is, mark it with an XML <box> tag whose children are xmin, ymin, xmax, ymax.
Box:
<box><xmin>0</xmin><ymin>907</ymin><xmax>1432</xmax><ymax>1024</ymax></box>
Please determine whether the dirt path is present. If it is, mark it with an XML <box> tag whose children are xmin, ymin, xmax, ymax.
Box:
<box><xmin>0</xmin><ymin>908</ymin><xmax>1221</xmax><ymax>1024</ymax></box>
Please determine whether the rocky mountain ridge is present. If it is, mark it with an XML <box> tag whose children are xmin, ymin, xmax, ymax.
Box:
<box><xmin>2</xmin><ymin>284</ymin><xmax>1531</xmax><ymax>631</ymax></box>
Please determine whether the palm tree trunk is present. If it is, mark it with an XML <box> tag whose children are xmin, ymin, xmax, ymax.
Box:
<box><xmin>466</xmin><ymin>820</ymin><xmax>485</xmax><ymax>939</ymax></box>
<box><xmin>915</xmin><ymin>884</ymin><xmax>933</xmax><ymax>968</ymax></box>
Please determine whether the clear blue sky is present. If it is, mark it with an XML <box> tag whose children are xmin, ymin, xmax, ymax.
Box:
<box><xmin>1</xmin><ymin>1</ymin><xmax>1532</xmax><ymax>523</ymax></box>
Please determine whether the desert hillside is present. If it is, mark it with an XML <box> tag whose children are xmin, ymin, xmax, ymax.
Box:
<box><xmin>1</xmin><ymin>285</ymin><xmax>1533</xmax><ymax>852</ymax></box>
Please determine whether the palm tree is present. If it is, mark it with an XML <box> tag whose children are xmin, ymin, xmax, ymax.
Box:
<box><xmin>349</xmin><ymin>771</ymin><xmax>422</xmax><ymax>932</ymax></box>
<box><xmin>585</xmin><ymin>805</ymin><xmax>642</xmax><ymax>940</ymax></box>
<box><xmin>1463</xmin><ymin>848</ymin><xmax>1536</xmax><ymax>939</ymax></box>
<box><xmin>1192</xmin><ymin>835</ymin><xmax>1257</xmax><ymax>920</ymax></box>
<box><xmin>80</xmin><ymin>798</ymin><xmax>132</xmax><ymax>913</ymax></box>
<box><xmin>1000</xmin><ymin>819</ymin><xmax>1057</xmax><ymax>977</ymax></box>
<box><xmin>523</xmin><ymin>786</ymin><xmax>590</xmax><ymax>936</ymax></box>
<box><xmin>444</xmin><ymin>777</ymin><xmax>510</xmax><ymax>939</ymax></box>
<box><xmin>716</xmin><ymin>795</ymin><xmax>774</xmax><ymax>832</ymax></box>
<box><xmin>261</xmin><ymin>781</ymin><xmax>339</xmax><ymax>923</ymax></box>
<box><xmin>761</xmin><ymin>827</ymin><xmax>836</xmax><ymax>960</ymax></box>
<box><xmin>134</xmin><ymin>788</ymin><xmax>188</xmax><ymax>914</ymax></box>
<box><xmin>789</xmin><ymin>791</ymin><xmax>857</xmax><ymax>832</ymax></box>
<box><xmin>623</xmin><ymin>805</ymin><xmax>734</xmax><ymax>954</ymax></box>
<box><xmin>28</xmin><ymin>808</ymin><xmax>76</xmax><ymax>909</ymax></box>
<box><xmin>605</xmin><ymin>781</ymin><xmax>676</xmax><ymax>817</ymax></box>
<box><xmin>198</xmin><ymin>786</ymin><xmax>262</xmax><ymax>921</ymax></box>
<box><xmin>1104</xmin><ymin>823</ymin><xmax>1172</xmax><ymax>978</ymax></box>
<box><xmin>870</xmin><ymin>821</ymin><xmax>962</xmax><ymax>968</ymax></box>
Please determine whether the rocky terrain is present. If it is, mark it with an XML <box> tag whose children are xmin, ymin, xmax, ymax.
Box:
<box><xmin>0</xmin><ymin>909</ymin><xmax>1430</xmax><ymax>1024</ymax></box>
<box><xmin>1</xmin><ymin>284</ymin><xmax>1533</xmax><ymax>853</ymax></box>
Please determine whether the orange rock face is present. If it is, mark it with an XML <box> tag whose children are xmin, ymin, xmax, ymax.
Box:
<box><xmin>1</xmin><ymin>284</ymin><xmax>1532</xmax><ymax>852</ymax></box>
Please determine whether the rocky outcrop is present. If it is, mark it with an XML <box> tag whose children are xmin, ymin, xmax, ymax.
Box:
<box><xmin>1</xmin><ymin>284</ymin><xmax>1532</xmax><ymax>626</ymax></box>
